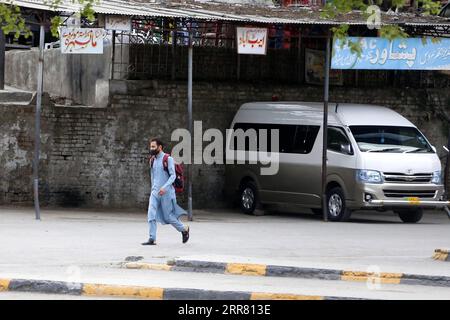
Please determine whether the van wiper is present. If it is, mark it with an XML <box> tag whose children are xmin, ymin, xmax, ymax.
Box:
<box><xmin>405</xmin><ymin>148</ymin><xmax>429</xmax><ymax>153</ymax></box>
<box><xmin>367</xmin><ymin>147</ymin><xmax>402</xmax><ymax>153</ymax></box>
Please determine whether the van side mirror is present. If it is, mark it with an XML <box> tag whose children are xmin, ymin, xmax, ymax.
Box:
<box><xmin>443</xmin><ymin>146</ymin><xmax>449</xmax><ymax>154</ymax></box>
<box><xmin>431</xmin><ymin>145</ymin><xmax>437</xmax><ymax>153</ymax></box>
<box><xmin>340</xmin><ymin>143</ymin><xmax>353</xmax><ymax>155</ymax></box>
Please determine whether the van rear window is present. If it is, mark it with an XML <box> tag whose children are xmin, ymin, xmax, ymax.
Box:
<box><xmin>232</xmin><ymin>123</ymin><xmax>320</xmax><ymax>154</ymax></box>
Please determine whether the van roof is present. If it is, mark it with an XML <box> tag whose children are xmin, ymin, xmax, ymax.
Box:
<box><xmin>239</xmin><ymin>102</ymin><xmax>415</xmax><ymax>127</ymax></box>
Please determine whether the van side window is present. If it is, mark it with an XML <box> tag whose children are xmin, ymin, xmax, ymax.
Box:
<box><xmin>292</xmin><ymin>125</ymin><xmax>320</xmax><ymax>154</ymax></box>
<box><xmin>328</xmin><ymin>127</ymin><xmax>353</xmax><ymax>155</ymax></box>
<box><xmin>232</xmin><ymin>123</ymin><xmax>319</xmax><ymax>154</ymax></box>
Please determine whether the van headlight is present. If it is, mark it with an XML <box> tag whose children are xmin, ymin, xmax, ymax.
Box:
<box><xmin>431</xmin><ymin>171</ymin><xmax>442</xmax><ymax>184</ymax></box>
<box><xmin>356</xmin><ymin>170</ymin><xmax>383</xmax><ymax>184</ymax></box>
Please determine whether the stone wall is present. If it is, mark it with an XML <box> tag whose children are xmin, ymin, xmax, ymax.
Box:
<box><xmin>0</xmin><ymin>80</ymin><xmax>449</xmax><ymax>209</ymax></box>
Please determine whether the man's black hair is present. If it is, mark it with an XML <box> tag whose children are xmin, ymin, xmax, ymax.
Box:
<box><xmin>150</xmin><ymin>138</ymin><xmax>164</xmax><ymax>148</ymax></box>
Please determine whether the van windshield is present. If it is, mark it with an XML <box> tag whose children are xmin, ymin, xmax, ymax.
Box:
<box><xmin>349</xmin><ymin>126</ymin><xmax>434</xmax><ymax>153</ymax></box>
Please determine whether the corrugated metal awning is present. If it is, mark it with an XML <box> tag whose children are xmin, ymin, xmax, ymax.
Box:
<box><xmin>5</xmin><ymin>0</ymin><xmax>450</xmax><ymax>27</ymax></box>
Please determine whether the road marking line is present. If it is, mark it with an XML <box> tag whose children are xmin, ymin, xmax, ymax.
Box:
<box><xmin>0</xmin><ymin>279</ymin><xmax>10</xmax><ymax>291</ymax></box>
<box><xmin>226</xmin><ymin>263</ymin><xmax>267</xmax><ymax>276</ymax></box>
<box><xmin>251</xmin><ymin>292</ymin><xmax>324</xmax><ymax>300</ymax></box>
<box><xmin>125</xmin><ymin>262</ymin><xmax>172</xmax><ymax>271</ymax></box>
<box><xmin>82</xmin><ymin>283</ymin><xmax>163</xmax><ymax>299</ymax></box>
<box><xmin>341</xmin><ymin>271</ymin><xmax>403</xmax><ymax>284</ymax></box>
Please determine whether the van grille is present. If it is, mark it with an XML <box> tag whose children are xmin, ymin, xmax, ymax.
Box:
<box><xmin>383</xmin><ymin>189</ymin><xmax>437</xmax><ymax>198</ymax></box>
<box><xmin>383</xmin><ymin>172</ymin><xmax>432</xmax><ymax>184</ymax></box>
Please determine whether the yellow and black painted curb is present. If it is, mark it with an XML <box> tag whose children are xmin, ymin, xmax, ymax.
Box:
<box><xmin>0</xmin><ymin>277</ymin><xmax>357</xmax><ymax>300</ymax></box>
<box><xmin>124</xmin><ymin>259</ymin><xmax>450</xmax><ymax>288</ymax></box>
<box><xmin>433</xmin><ymin>249</ymin><xmax>450</xmax><ymax>262</ymax></box>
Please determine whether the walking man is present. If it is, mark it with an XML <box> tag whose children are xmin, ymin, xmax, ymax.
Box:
<box><xmin>142</xmin><ymin>138</ymin><xmax>190</xmax><ymax>245</ymax></box>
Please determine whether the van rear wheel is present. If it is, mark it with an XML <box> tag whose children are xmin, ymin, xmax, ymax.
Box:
<box><xmin>326</xmin><ymin>187</ymin><xmax>352</xmax><ymax>222</ymax></box>
<box><xmin>239</xmin><ymin>181</ymin><xmax>263</xmax><ymax>216</ymax></box>
<box><xmin>396</xmin><ymin>208</ymin><xmax>423</xmax><ymax>223</ymax></box>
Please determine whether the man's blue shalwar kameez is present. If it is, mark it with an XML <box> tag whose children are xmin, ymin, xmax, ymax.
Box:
<box><xmin>147</xmin><ymin>151</ymin><xmax>187</xmax><ymax>241</ymax></box>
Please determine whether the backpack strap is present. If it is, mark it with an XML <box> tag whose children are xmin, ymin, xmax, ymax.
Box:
<box><xmin>162</xmin><ymin>153</ymin><xmax>170</xmax><ymax>173</ymax></box>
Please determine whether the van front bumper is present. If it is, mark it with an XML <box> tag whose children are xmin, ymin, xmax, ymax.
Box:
<box><xmin>367</xmin><ymin>199</ymin><xmax>450</xmax><ymax>208</ymax></box>
<box><xmin>349</xmin><ymin>182</ymin><xmax>448</xmax><ymax>210</ymax></box>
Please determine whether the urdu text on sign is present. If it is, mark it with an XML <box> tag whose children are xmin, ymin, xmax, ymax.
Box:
<box><xmin>331</xmin><ymin>37</ymin><xmax>450</xmax><ymax>70</ymax></box>
<box><xmin>237</xmin><ymin>27</ymin><xmax>268</xmax><ymax>55</ymax></box>
<box><xmin>60</xmin><ymin>28</ymin><xmax>105</xmax><ymax>54</ymax></box>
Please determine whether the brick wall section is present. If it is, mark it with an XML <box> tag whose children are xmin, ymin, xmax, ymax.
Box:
<box><xmin>0</xmin><ymin>80</ymin><xmax>449</xmax><ymax>209</ymax></box>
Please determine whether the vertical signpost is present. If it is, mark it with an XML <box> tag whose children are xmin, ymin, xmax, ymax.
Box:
<box><xmin>321</xmin><ymin>32</ymin><xmax>331</xmax><ymax>222</ymax></box>
<box><xmin>445</xmin><ymin>129</ymin><xmax>450</xmax><ymax>219</ymax></box>
<box><xmin>0</xmin><ymin>28</ymin><xmax>5</xmax><ymax>90</ymax></box>
<box><xmin>33</xmin><ymin>21</ymin><xmax>106</xmax><ymax>220</ymax></box>
<box><xmin>187</xmin><ymin>28</ymin><xmax>193</xmax><ymax>221</ymax></box>
<box><xmin>34</xmin><ymin>22</ymin><xmax>45</xmax><ymax>220</ymax></box>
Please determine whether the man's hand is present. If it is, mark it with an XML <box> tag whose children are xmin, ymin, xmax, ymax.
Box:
<box><xmin>158</xmin><ymin>188</ymin><xmax>166</xmax><ymax>196</ymax></box>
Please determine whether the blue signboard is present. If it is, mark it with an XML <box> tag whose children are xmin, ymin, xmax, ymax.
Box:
<box><xmin>331</xmin><ymin>37</ymin><xmax>450</xmax><ymax>70</ymax></box>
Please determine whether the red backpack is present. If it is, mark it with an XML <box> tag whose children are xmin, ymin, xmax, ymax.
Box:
<box><xmin>150</xmin><ymin>153</ymin><xmax>185</xmax><ymax>194</ymax></box>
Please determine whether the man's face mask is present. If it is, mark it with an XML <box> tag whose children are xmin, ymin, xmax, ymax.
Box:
<box><xmin>149</xmin><ymin>144</ymin><xmax>159</xmax><ymax>156</ymax></box>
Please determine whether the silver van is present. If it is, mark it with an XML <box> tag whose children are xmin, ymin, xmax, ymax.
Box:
<box><xmin>225</xmin><ymin>102</ymin><xmax>449</xmax><ymax>222</ymax></box>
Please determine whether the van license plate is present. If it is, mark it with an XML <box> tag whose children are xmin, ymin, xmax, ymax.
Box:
<box><xmin>406</xmin><ymin>197</ymin><xmax>421</xmax><ymax>205</ymax></box>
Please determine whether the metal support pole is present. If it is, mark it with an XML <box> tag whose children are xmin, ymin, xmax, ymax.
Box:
<box><xmin>110</xmin><ymin>30</ymin><xmax>116</xmax><ymax>80</ymax></box>
<box><xmin>34</xmin><ymin>23</ymin><xmax>45</xmax><ymax>220</ymax></box>
<box><xmin>0</xmin><ymin>28</ymin><xmax>5</xmax><ymax>90</ymax></box>
<box><xmin>187</xmin><ymin>29</ymin><xmax>193</xmax><ymax>221</ymax></box>
<box><xmin>321</xmin><ymin>32</ymin><xmax>331</xmax><ymax>222</ymax></box>
<box><xmin>237</xmin><ymin>54</ymin><xmax>240</xmax><ymax>81</ymax></box>
<box><xmin>446</xmin><ymin>129</ymin><xmax>450</xmax><ymax>219</ymax></box>
<box><xmin>297</xmin><ymin>29</ymin><xmax>303</xmax><ymax>84</ymax></box>
<box><xmin>445</xmin><ymin>129</ymin><xmax>450</xmax><ymax>198</ymax></box>
<box><xmin>171</xmin><ymin>20</ymin><xmax>177</xmax><ymax>81</ymax></box>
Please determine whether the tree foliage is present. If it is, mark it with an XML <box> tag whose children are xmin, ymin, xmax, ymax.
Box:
<box><xmin>0</xmin><ymin>3</ymin><xmax>32</xmax><ymax>38</ymax></box>
<box><xmin>321</xmin><ymin>0</ymin><xmax>443</xmax><ymax>55</ymax></box>
<box><xmin>48</xmin><ymin>0</ymin><xmax>97</xmax><ymax>36</ymax></box>
<box><xmin>0</xmin><ymin>0</ymin><xmax>97</xmax><ymax>39</ymax></box>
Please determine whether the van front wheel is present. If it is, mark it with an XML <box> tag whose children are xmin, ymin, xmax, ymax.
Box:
<box><xmin>396</xmin><ymin>208</ymin><xmax>423</xmax><ymax>223</ymax></box>
<box><xmin>326</xmin><ymin>187</ymin><xmax>352</xmax><ymax>222</ymax></box>
<box><xmin>239</xmin><ymin>181</ymin><xmax>263</xmax><ymax>216</ymax></box>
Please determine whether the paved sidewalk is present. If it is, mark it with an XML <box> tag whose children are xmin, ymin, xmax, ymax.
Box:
<box><xmin>0</xmin><ymin>206</ymin><xmax>449</xmax><ymax>283</ymax></box>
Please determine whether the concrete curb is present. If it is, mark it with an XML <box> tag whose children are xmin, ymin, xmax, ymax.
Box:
<box><xmin>0</xmin><ymin>91</ymin><xmax>33</xmax><ymax>103</ymax></box>
<box><xmin>0</xmin><ymin>277</ymin><xmax>360</xmax><ymax>300</ymax></box>
<box><xmin>433</xmin><ymin>249</ymin><xmax>450</xmax><ymax>262</ymax></box>
<box><xmin>123</xmin><ymin>259</ymin><xmax>450</xmax><ymax>288</ymax></box>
